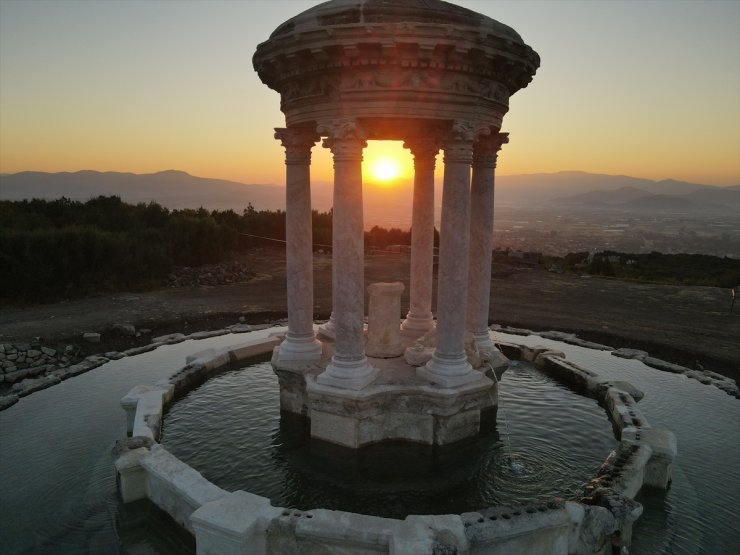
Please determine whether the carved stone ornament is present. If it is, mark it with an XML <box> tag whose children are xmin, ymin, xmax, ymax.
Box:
<box><xmin>253</xmin><ymin>0</ymin><xmax>539</xmax><ymax>128</ymax></box>
<box><xmin>403</xmin><ymin>137</ymin><xmax>442</xmax><ymax>167</ymax></box>
<box><xmin>318</xmin><ymin>120</ymin><xmax>367</xmax><ymax>161</ymax></box>
<box><xmin>473</xmin><ymin>132</ymin><xmax>509</xmax><ymax>168</ymax></box>
<box><xmin>274</xmin><ymin>127</ymin><xmax>320</xmax><ymax>165</ymax></box>
<box><xmin>442</xmin><ymin>122</ymin><xmax>491</xmax><ymax>164</ymax></box>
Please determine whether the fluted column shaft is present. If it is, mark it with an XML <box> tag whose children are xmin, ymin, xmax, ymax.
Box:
<box><xmin>419</xmin><ymin>124</ymin><xmax>480</xmax><ymax>387</ymax></box>
<box><xmin>316</xmin><ymin>121</ymin><xmax>378</xmax><ymax>390</ymax></box>
<box><xmin>401</xmin><ymin>138</ymin><xmax>440</xmax><ymax>337</ymax></box>
<box><xmin>275</xmin><ymin>127</ymin><xmax>322</xmax><ymax>360</ymax></box>
<box><xmin>466</xmin><ymin>133</ymin><xmax>508</xmax><ymax>352</ymax></box>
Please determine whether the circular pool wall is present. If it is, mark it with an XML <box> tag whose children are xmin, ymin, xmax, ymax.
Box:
<box><xmin>160</xmin><ymin>358</ymin><xmax>615</xmax><ymax>518</ymax></box>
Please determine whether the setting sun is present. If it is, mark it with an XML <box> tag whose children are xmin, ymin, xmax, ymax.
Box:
<box><xmin>370</xmin><ymin>159</ymin><xmax>401</xmax><ymax>182</ymax></box>
<box><xmin>363</xmin><ymin>141</ymin><xmax>412</xmax><ymax>187</ymax></box>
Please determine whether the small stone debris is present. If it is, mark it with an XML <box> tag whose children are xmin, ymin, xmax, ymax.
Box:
<box><xmin>82</xmin><ymin>332</ymin><xmax>101</xmax><ymax>344</ymax></box>
<box><xmin>167</xmin><ymin>261</ymin><xmax>256</xmax><ymax>288</ymax></box>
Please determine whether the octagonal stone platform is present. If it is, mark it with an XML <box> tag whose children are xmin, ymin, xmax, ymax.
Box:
<box><xmin>272</xmin><ymin>331</ymin><xmax>498</xmax><ymax>449</ymax></box>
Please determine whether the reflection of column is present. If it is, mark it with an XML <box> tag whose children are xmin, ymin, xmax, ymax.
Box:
<box><xmin>316</xmin><ymin>121</ymin><xmax>378</xmax><ymax>390</ymax></box>
<box><xmin>401</xmin><ymin>138</ymin><xmax>440</xmax><ymax>338</ymax></box>
<box><xmin>275</xmin><ymin>127</ymin><xmax>322</xmax><ymax>361</ymax></box>
<box><xmin>466</xmin><ymin>132</ymin><xmax>508</xmax><ymax>353</ymax></box>
<box><xmin>419</xmin><ymin>123</ymin><xmax>479</xmax><ymax>387</ymax></box>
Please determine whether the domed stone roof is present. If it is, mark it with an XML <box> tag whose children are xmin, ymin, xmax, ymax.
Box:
<box><xmin>253</xmin><ymin>0</ymin><xmax>539</xmax><ymax>137</ymax></box>
<box><xmin>269</xmin><ymin>0</ymin><xmax>523</xmax><ymax>43</ymax></box>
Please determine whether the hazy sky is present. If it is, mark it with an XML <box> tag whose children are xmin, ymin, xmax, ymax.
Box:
<box><xmin>1</xmin><ymin>0</ymin><xmax>738</xmax><ymax>187</ymax></box>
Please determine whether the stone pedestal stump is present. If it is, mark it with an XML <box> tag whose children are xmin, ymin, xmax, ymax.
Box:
<box><xmin>365</xmin><ymin>282</ymin><xmax>405</xmax><ymax>358</ymax></box>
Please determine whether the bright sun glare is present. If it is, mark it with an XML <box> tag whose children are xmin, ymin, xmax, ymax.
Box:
<box><xmin>370</xmin><ymin>158</ymin><xmax>401</xmax><ymax>182</ymax></box>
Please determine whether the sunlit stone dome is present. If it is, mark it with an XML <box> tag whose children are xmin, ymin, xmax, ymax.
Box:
<box><xmin>253</xmin><ymin>0</ymin><xmax>540</xmax><ymax>136</ymax></box>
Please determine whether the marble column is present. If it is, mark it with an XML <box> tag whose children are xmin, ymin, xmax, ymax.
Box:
<box><xmin>401</xmin><ymin>138</ymin><xmax>440</xmax><ymax>338</ymax></box>
<box><xmin>418</xmin><ymin>123</ymin><xmax>480</xmax><ymax>387</ymax></box>
<box><xmin>316</xmin><ymin>121</ymin><xmax>378</xmax><ymax>390</ymax></box>
<box><xmin>275</xmin><ymin>127</ymin><xmax>322</xmax><ymax>361</ymax></box>
<box><xmin>466</xmin><ymin>132</ymin><xmax>508</xmax><ymax>353</ymax></box>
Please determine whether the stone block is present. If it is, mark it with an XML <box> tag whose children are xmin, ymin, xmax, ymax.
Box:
<box><xmin>228</xmin><ymin>337</ymin><xmax>282</xmax><ymax>362</ymax></box>
<box><xmin>435</xmin><ymin>409</ymin><xmax>480</xmax><ymax>445</ymax></box>
<box><xmin>132</xmin><ymin>391</ymin><xmax>165</xmax><ymax>440</ymax></box>
<box><xmin>191</xmin><ymin>491</ymin><xmax>281</xmax><ymax>555</ymax></box>
<box><xmin>142</xmin><ymin>445</ymin><xmax>228</xmax><ymax>534</ymax></box>
<box><xmin>640</xmin><ymin>428</ymin><xmax>677</xmax><ymax>490</ymax></box>
<box><xmin>153</xmin><ymin>333</ymin><xmax>186</xmax><ymax>344</ymax></box>
<box><xmin>358</xmin><ymin>411</ymin><xmax>434</xmax><ymax>445</ymax></box>
<box><xmin>115</xmin><ymin>447</ymin><xmax>149</xmax><ymax>503</ymax></box>
<box><xmin>310</xmin><ymin>410</ymin><xmax>359</xmax><ymax>448</ymax></box>
<box><xmin>295</xmin><ymin>509</ymin><xmax>399</xmax><ymax>551</ymax></box>
<box><xmin>400</xmin><ymin>515</ymin><xmax>468</xmax><ymax>553</ymax></box>
<box><xmin>112</xmin><ymin>323</ymin><xmax>137</xmax><ymax>336</ymax></box>
<box><xmin>82</xmin><ymin>332</ymin><xmax>101</xmax><ymax>344</ymax></box>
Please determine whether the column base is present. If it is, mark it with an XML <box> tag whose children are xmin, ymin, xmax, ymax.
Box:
<box><xmin>417</xmin><ymin>352</ymin><xmax>482</xmax><ymax>388</ymax></box>
<box><xmin>277</xmin><ymin>332</ymin><xmax>323</xmax><ymax>361</ymax></box>
<box><xmin>316</xmin><ymin>356</ymin><xmax>379</xmax><ymax>390</ymax></box>
<box><xmin>401</xmin><ymin>314</ymin><xmax>435</xmax><ymax>338</ymax></box>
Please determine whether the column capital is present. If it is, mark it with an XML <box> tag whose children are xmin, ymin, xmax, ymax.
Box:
<box><xmin>274</xmin><ymin>127</ymin><xmax>320</xmax><ymax>165</ymax></box>
<box><xmin>473</xmin><ymin>132</ymin><xmax>509</xmax><ymax>168</ymax></box>
<box><xmin>318</xmin><ymin>119</ymin><xmax>367</xmax><ymax>161</ymax></box>
<box><xmin>403</xmin><ymin>137</ymin><xmax>442</xmax><ymax>168</ymax></box>
<box><xmin>442</xmin><ymin>122</ymin><xmax>482</xmax><ymax>164</ymax></box>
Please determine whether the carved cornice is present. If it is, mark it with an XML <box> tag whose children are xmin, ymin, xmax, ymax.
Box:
<box><xmin>319</xmin><ymin>120</ymin><xmax>367</xmax><ymax>162</ymax></box>
<box><xmin>274</xmin><ymin>127</ymin><xmax>320</xmax><ymax>165</ymax></box>
<box><xmin>473</xmin><ymin>132</ymin><xmax>509</xmax><ymax>169</ymax></box>
<box><xmin>254</xmin><ymin>16</ymin><xmax>540</xmax><ymax>115</ymax></box>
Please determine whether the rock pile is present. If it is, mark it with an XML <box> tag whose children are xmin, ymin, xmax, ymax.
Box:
<box><xmin>0</xmin><ymin>319</ymin><xmax>280</xmax><ymax>412</ymax></box>
<box><xmin>168</xmin><ymin>261</ymin><xmax>255</xmax><ymax>288</ymax></box>
<box><xmin>1</xmin><ymin>342</ymin><xmax>78</xmax><ymax>387</ymax></box>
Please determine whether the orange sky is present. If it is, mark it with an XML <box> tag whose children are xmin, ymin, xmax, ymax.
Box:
<box><xmin>1</xmin><ymin>0</ymin><xmax>738</xmax><ymax>187</ymax></box>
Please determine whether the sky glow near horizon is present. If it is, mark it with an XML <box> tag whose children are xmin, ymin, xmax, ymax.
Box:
<box><xmin>0</xmin><ymin>0</ymin><xmax>738</xmax><ymax>188</ymax></box>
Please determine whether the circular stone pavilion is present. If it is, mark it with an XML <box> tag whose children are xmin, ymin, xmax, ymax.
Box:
<box><xmin>253</xmin><ymin>0</ymin><xmax>539</xmax><ymax>449</ymax></box>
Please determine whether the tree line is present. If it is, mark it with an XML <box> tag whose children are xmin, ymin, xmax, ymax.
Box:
<box><xmin>0</xmin><ymin>197</ymin><xmax>418</xmax><ymax>302</ymax></box>
<box><xmin>556</xmin><ymin>250</ymin><xmax>739</xmax><ymax>288</ymax></box>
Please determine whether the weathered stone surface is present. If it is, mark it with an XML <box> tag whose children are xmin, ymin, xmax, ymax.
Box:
<box><xmin>643</xmin><ymin>357</ymin><xmax>688</xmax><ymax>374</ymax></box>
<box><xmin>112</xmin><ymin>323</ymin><xmax>136</xmax><ymax>336</ymax></box>
<box><xmin>11</xmin><ymin>374</ymin><xmax>61</xmax><ymax>397</ymax></box>
<box><xmin>82</xmin><ymin>332</ymin><xmax>101</xmax><ymax>344</ymax></box>
<box><xmin>0</xmin><ymin>394</ymin><xmax>19</xmax><ymax>411</ymax></box>
<box><xmin>404</xmin><ymin>344</ymin><xmax>434</xmax><ymax>367</ymax></box>
<box><xmin>612</xmin><ymin>348</ymin><xmax>648</xmax><ymax>361</ymax></box>
<box><xmin>365</xmin><ymin>282</ymin><xmax>405</xmax><ymax>358</ymax></box>
<box><xmin>142</xmin><ymin>445</ymin><xmax>228</xmax><ymax>533</ymax></box>
<box><xmin>152</xmin><ymin>333</ymin><xmax>186</xmax><ymax>344</ymax></box>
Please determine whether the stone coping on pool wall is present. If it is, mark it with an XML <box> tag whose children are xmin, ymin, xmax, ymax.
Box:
<box><xmin>114</xmin><ymin>326</ymin><xmax>677</xmax><ymax>555</ymax></box>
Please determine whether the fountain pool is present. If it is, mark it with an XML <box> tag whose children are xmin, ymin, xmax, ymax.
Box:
<box><xmin>159</xmin><ymin>358</ymin><xmax>615</xmax><ymax>519</ymax></box>
<box><xmin>0</xmin><ymin>327</ymin><xmax>737</xmax><ymax>553</ymax></box>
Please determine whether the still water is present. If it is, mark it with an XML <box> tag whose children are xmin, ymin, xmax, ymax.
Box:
<box><xmin>0</xmin><ymin>328</ymin><xmax>738</xmax><ymax>554</ymax></box>
<box><xmin>160</xmin><ymin>359</ymin><xmax>614</xmax><ymax>518</ymax></box>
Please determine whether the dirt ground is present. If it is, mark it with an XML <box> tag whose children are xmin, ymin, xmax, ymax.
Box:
<box><xmin>1</xmin><ymin>247</ymin><xmax>738</xmax><ymax>380</ymax></box>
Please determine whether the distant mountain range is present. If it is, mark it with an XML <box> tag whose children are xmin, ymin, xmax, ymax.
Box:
<box><xmin>1</xmin><ymin>169</ymin><xmax>738</xmax><ymax>224</ymax></box>
<box><xmin>551</xmin><ymin>183</ymin><xmax>740</xmax><ymax>213</ymax></box>
<box><xmin>0</xmin><ymin>169</ymin><xmax>315</xmax><ymax>210</ymax></box>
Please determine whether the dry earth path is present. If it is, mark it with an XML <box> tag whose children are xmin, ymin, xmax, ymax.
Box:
<box><xmin>1</xmin><ymin>248</ymin><xmax>738</xmax><ymax>381</ymax></box>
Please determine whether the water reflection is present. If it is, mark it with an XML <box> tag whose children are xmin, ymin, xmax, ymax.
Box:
<box><xmin>161</xmin><ymin>359</ymin><xmax>615</xmax><ymax>519</ymax></box>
